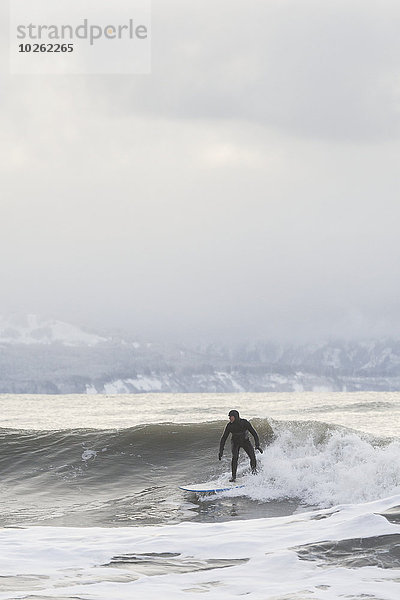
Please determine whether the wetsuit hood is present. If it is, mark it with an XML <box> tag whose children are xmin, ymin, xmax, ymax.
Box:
<box><xmin>228</xmin><ymin>410</ymin><xmax>240</xmax><ymax>420</ymax></box>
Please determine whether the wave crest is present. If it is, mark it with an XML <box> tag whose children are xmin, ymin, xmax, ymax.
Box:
<box><xmin>230</xmin><ymin>420</ymin><xmax>400</xmax><ymax>506</ymax></box>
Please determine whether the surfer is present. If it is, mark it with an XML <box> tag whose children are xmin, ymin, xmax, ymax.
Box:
<box><xmin>218</xmin><ymin>409</ymin><xmax>263</xmax><ymax>482</ymax></box>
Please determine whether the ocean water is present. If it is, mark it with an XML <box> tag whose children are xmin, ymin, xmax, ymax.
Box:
<box><xmin>1</xmin><ymin>392</ymin><xmax>400</xmax><ymax>599</ymax></box>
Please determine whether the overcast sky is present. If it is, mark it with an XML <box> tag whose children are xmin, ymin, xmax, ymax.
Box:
<box><xmin>1</xmin><ymin>0</ymin><xmax>400</xmax><ymax>343</ymax></box>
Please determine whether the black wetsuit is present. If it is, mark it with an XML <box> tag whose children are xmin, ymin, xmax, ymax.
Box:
<box><xmin>219</xmin><ymin>410</ymin><xmax>260</xmax><ymax>479</ymax></box>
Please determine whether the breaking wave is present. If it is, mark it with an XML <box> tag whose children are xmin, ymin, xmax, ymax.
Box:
<box><xmin>226</xmin><ymin>420</ymin><xmax>400</xmax><ymax>506</ymax></box>
<box><xmin>2</xmin><ymin>419</ymin><xmax>400</xmax><ymax>526</ymax></box>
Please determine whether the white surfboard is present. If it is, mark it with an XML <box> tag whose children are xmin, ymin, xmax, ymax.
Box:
<box><xmin>179</xmin><ymin>481</ymin><xmax>245</xmax><ymax>493</ymax></box>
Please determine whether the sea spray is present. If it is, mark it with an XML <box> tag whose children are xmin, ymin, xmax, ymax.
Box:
<box><xmin>225</xmin><ymin>421</ymin><xmax>400</xmax><ymax>506</ymax></box>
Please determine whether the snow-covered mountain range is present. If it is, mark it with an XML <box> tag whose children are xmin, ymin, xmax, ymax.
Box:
<box><xmin>1</xmin><ymin>315</ymin><xmax>400</xmax><ymax>393</ymax></box>
<box><xmin>0</xmin><ymin>315</ymin><xmax>108</xmax><ymax>347</ymax></box>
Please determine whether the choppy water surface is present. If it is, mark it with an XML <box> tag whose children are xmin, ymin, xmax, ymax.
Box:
<box><xmin>2</xmin><ymin>391</ymin><xmax>400</xmax><ymax>435</ymax></box>
<box><xmin>1</xmin><ymin>392</ymin><xmax>400</xmax><ymax>599</ymax></box>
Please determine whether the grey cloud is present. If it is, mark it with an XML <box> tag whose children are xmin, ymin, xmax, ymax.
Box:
<box><xmin>95</xmin><ymin>0</ymin><xmax>400</xmax><ymax>142</ymax></box>
<box><xmin>1</xmin><ymin>1</ymin><xmax>400</xmax><ymax>342</ymax></box>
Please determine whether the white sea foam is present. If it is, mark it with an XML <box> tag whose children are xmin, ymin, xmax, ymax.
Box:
<box><xmin>81</xmin><ymin>447</ymin><xmax>97</xmax><ymax>461</ymax></box>
<box><xmin>1</xmin><ymin>496</ymin><xmax>399</xmax><ymax>600</ymax></box>
<box><xmin>222</xmin><ymin>424</ymin><xmax>400</xmax><ymax>506</ymax></box>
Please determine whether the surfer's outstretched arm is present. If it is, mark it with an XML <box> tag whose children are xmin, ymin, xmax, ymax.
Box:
<box><xmin>219</xmin><ymin>424</ymin><xmax>230</xmax><ymax>458</ymax></box>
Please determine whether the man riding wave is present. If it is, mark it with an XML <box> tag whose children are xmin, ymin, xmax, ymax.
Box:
<box><xmin>219</xmin><ymin>409</ymin><xmax>264</xmax><ymax>482</ymax></box>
